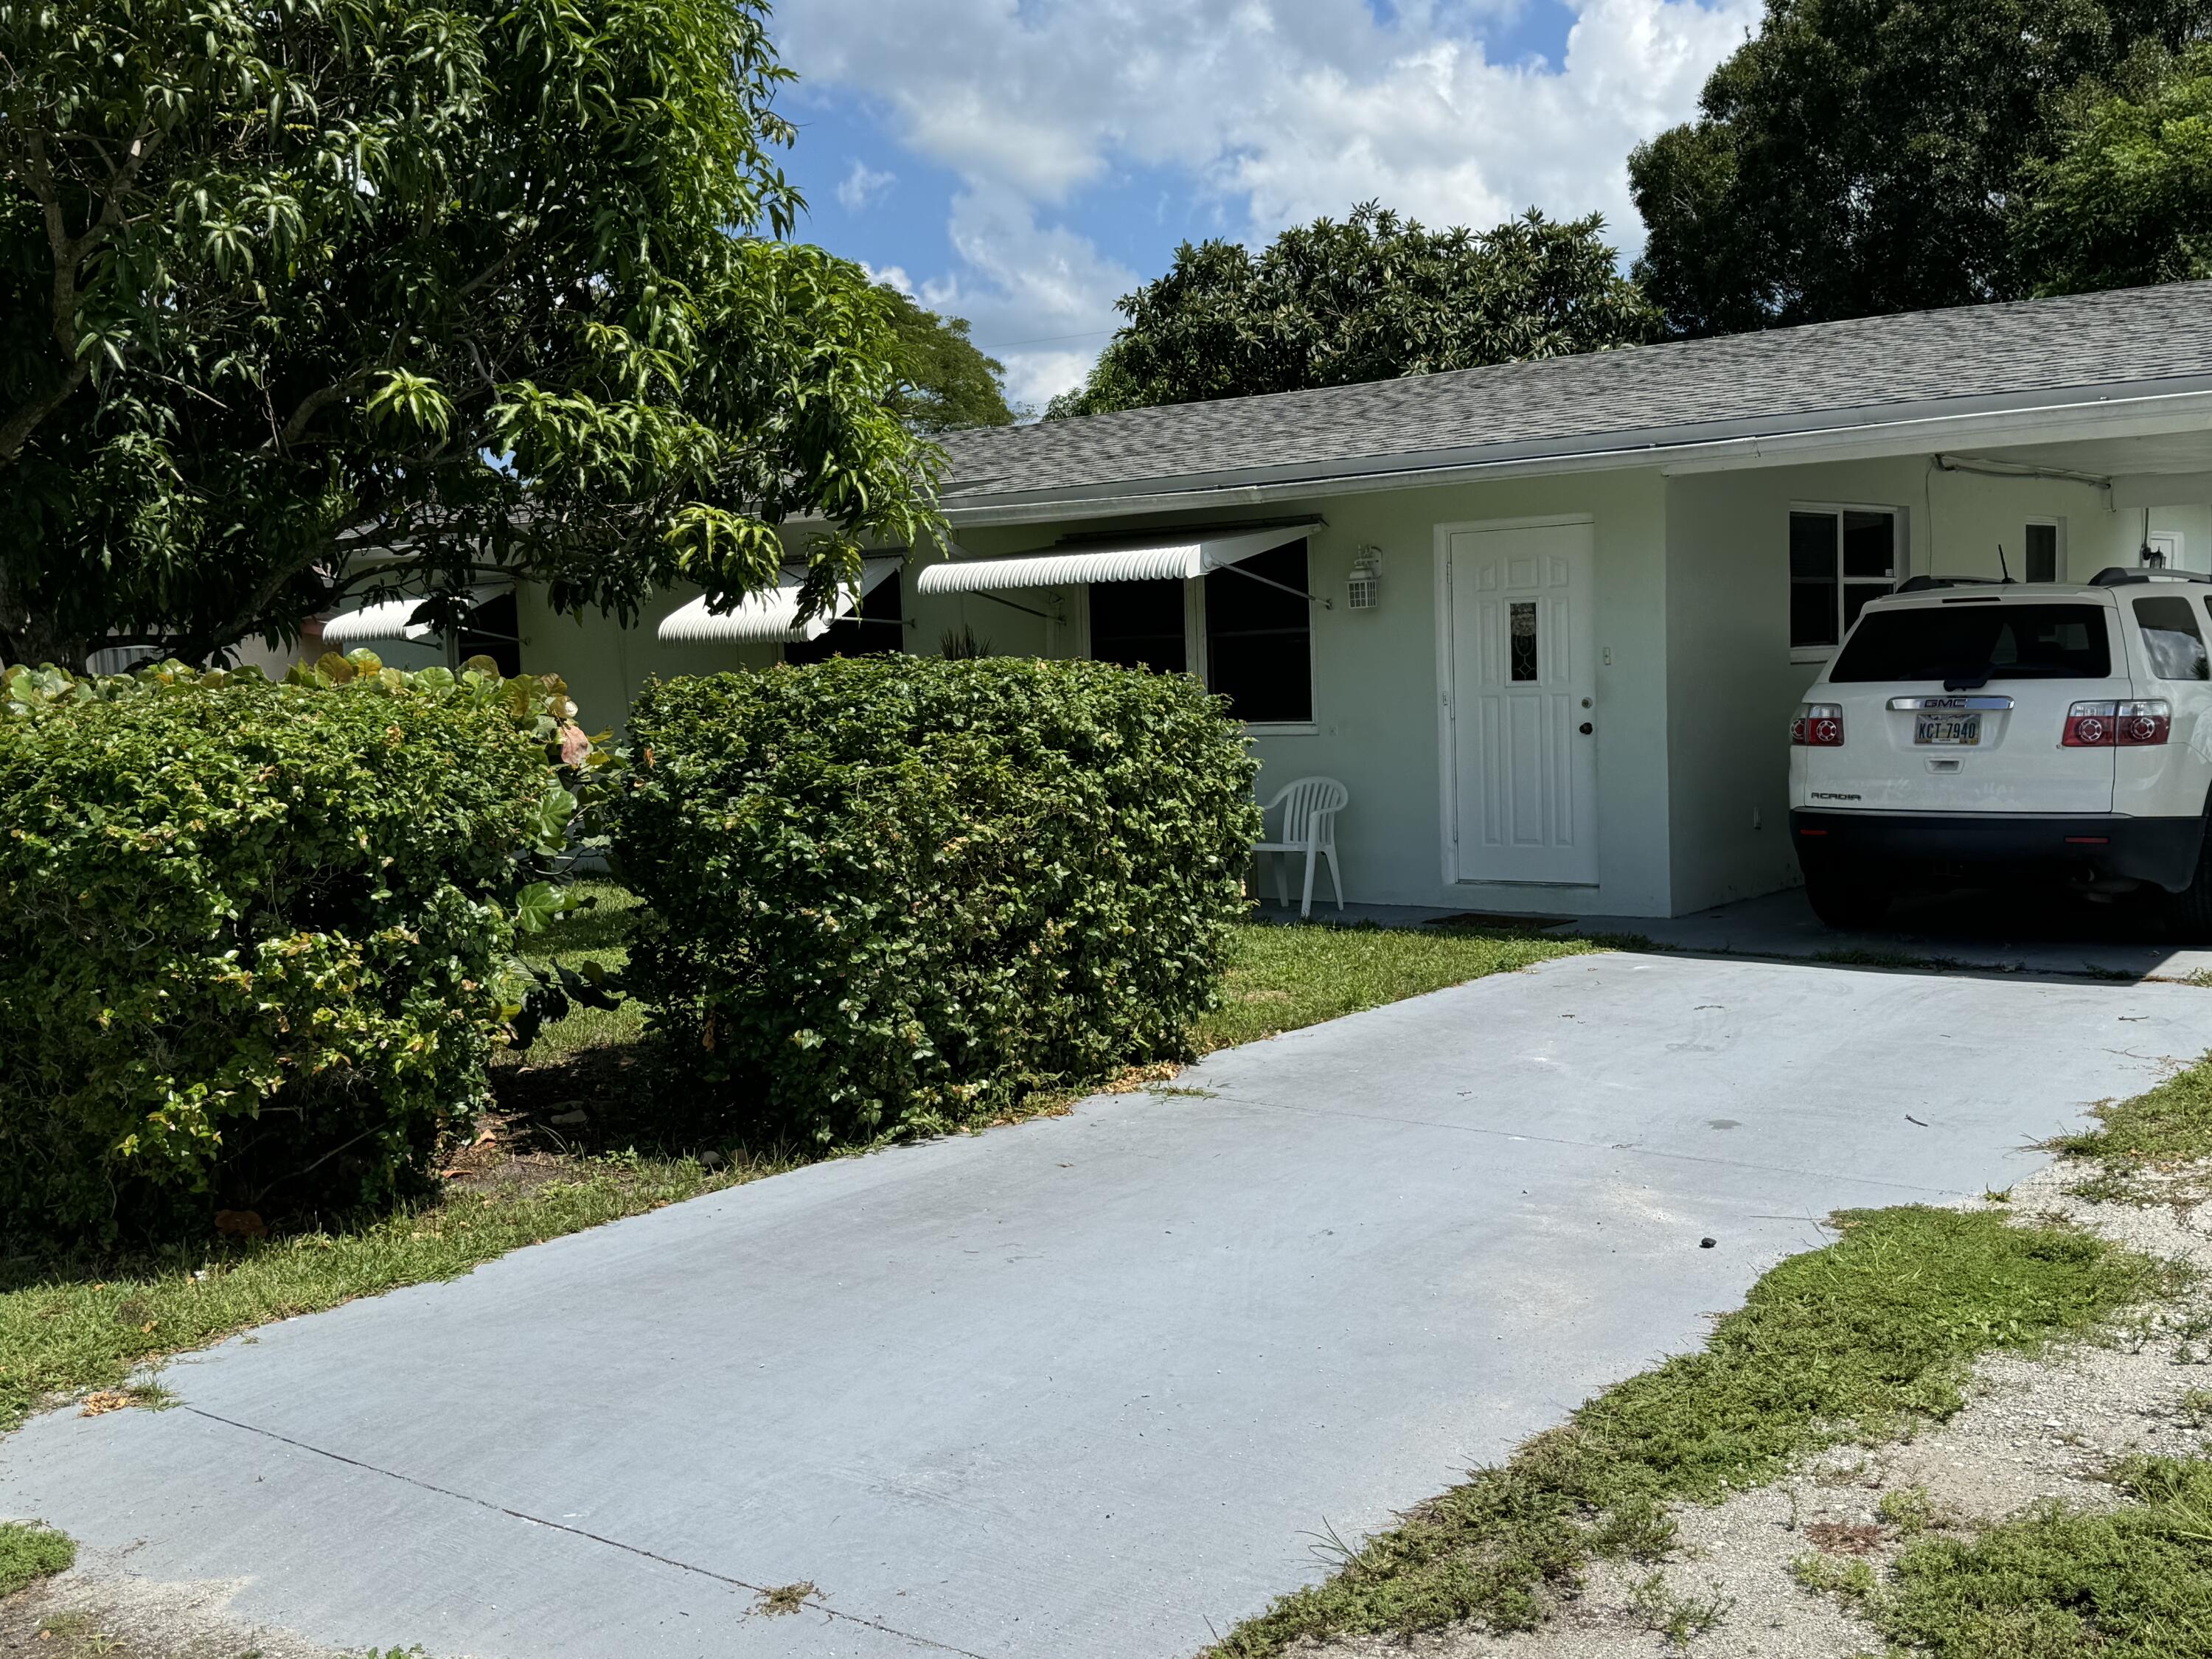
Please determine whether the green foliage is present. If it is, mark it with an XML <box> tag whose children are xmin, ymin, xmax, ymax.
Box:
<box><xmin>1208</xmin><ymin>1206</ymin><xmax>2165</xmax><ymax>1655</ymax></box>
<box><xmin>616</xmin><ymin>656</ymin><xmax>1262</xmax><ymax>1145</ymax></box>
<box><xmin>0</xmin><ymin>0</ymin><xmax>939</xmax><ymax>669</ymax></box>
<box><xmin>0</xmin><ymin>653</ymin><xmax>557</xmax><ymax>1240</ymax></box>
<box><xmin>1877</xmin><ymin>1456</ymin><xmax>2212</xmax><ymax>1656</ymax></box>
<box><xmin>2051</xmin><ymin>1046</ymin><xmax>2212</xmax><ymax>1194</ymax></box>
<box><xmin>0</xmin><ymin>1520</ymin><xmax>74</xmax><ymax>1596</ymax></box>
<box><xmin>1627</xmin><ymin>0</ymin><xmax>2205</xmax><ymax>335</ymax></box>
<box><xmin>1046</xmin><ymin>204</ymin><xmax>1657</xmax><ymax>417</ymax></box>
<box><xmin>880</xmin><ymin>287</ymin><xmax>1018</xmax><ymax>431</ymax></box>
<box><xmin>2017</xmin><ymin>44</ymin><xmax>2212</xmax><ymax>295</ymax></box>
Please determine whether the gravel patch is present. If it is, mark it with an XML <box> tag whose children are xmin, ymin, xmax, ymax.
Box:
<box><xmin>1292</xmin><ymin>1158</ymin><xmax>2212</xmax><ymax>1658</ymax></box>
<box><xmin>0</xmin><ymin>1542</ymin><xmax>355</xmax><ymax>1659</ymax></box>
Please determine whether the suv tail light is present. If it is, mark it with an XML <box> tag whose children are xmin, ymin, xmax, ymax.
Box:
<box><xmin>1791</xmin><ymin>703</ymin><xmax>1844</xmax><ymax>746</ymax></box>
<box><xmin>2063</xmin><ymin>699</ymin><xmax>2172</xmax><ymax>746</ymax></box>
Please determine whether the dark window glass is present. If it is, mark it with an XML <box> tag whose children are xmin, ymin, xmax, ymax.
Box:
<box><xmin>1842</xmin><ymin>511</ymin><xmax>1896</xmax><ymax>578</ymax></box>
<box><xmin>1205</xmin><ymin>540</ymin><xmax>1312</xmax><ymax>723</ymax></box>
<box><xmin>457</xmin><ymin>592</ymin><xmax>522</xmax><ymax>678</ymax></box>
<box><xmin>1090</xmin><ymin>577</ymin><xmax>1186</xmax><ymax>673</ymax></box>
<box><xmin>1790</xmin><ymin>512</ymin><xmax>1840</xmax><ymax>647</ymax></box>
<box><xmin>1509</xmin><ymin>601</ymin><xmax>1538</xmax><ymax>681</ymax></box>
<box><xmin>1830</xmin><ymin>603</ymin><xmax>2112</xmax><ymax>683</ymax></box>
<box><xmin>2025</xmin><ymin>524</ymin><xmax>2059</xmax><ymax>583</ymax></box>
<box><xmin>1789</xmin><ymin>512</ymin><xmax>1834</xmax><ymax>580</ymax></box>
<box><xmin>1792</xmin><ymin>509</ymin><xmax>1900</xmax><ymax>648</ymax></box>
<box><xmin>2134</xmin><ymin>595</ymin><xmax>2209</xmax><ymax>681</ymax></box>
<box><xmin>1790</xmin><ymin>580</ymin><xmax>1838</xmax><ymax>649</ymax></box>
<box><xmin>785</xmin><ymin>570</ymin><xmax>904</xmax><ymax>665</ymax></box>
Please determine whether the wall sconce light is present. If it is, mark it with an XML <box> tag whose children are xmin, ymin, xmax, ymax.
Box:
<box><xmin>1348</xmin><ymin>546</ymin><xmax>1382</xmax><ymax>611</ymax></box>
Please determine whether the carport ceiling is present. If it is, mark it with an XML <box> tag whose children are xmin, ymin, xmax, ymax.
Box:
<box><xmin>1980</xmin><ymin>431</ymin><xmax>2212</xmax><ymax>476</ymax></box>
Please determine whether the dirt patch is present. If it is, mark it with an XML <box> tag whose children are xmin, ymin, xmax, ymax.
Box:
<box><xmin>0</xmin><ymin>1549</ymin><xmax>354</xmax><ymax>1658</ymax></box>
<box><xmin>1292</xmin><ymin>1158</ymin><xmax>2212</xmax><ymax>1658</ymax></box>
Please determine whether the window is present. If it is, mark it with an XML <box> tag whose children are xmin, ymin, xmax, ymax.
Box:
<box><xmin>1829</xmin><ymin>603</ymin><xmax>2112</xmax><ymax>683</ymax></box>
<box><xmin>2024</xmin><ymin>522</ymin><xmax>2059</xmax><ymax>584</ymax></box>
<box><xmin>1088</xmin><ymin>578</ymin><xmax>1186</xmax><ymax>673</ymax></box>
<box><xmin>2134</xmin><ymin>596</ymin><xmax>2209</xmax><ymax>681</ymax></box>
<box><xmin>1203</xmin><ymin>540</ymin><xmax>1312</xmax><ymax>723</ymax></box>
<box><xmin>458</xmin><ymin>592</ymin><xmax>522</xmax><ymax>677</ymax></box>
<box><xmin>1790</xmin><ymin>508</ymin><xmax>1900</xmax><ymax>650</ymax></box>
<box><xmin>1085</xmin><ymin>538</ymin><xmax>1316</xmax><ymax>725</ymax></box>
<box><xmin>784</xmin><ymin>571</ymin><xmax>904</xmax><ymax>665</ymax></box>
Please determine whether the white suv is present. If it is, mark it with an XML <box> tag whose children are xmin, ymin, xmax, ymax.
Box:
<box><xmin>1789</xmin><ymin>568</ymin><xmax>2212</xmax><ymax>931</ymax></box>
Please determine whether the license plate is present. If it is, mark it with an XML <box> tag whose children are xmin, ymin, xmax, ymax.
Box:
<box><xmin>1914</xmin><ymin>714</ymin><xmax>1980</xmax><ymax>745</ymax></box>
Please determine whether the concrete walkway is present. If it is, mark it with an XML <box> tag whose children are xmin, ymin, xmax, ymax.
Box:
<box><xmin>10</xmin><ymin>952</ymin><xmax>2212</xmax><ymax>1659</ymax></box>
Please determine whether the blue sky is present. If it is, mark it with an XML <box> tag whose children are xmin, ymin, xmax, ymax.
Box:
<box><xmin>769</xmin><ymin>0</ymin><xmax>1758</xmax><ymax>407</ymax></box>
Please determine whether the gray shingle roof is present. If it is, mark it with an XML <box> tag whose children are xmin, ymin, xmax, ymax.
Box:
<box><xmin>937</xmin><ymin>282</ymin><xmax>2212</xmax><ymax>514</ymax></box>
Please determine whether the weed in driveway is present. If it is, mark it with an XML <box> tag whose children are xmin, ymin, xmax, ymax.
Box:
<box><xmin>2052</xmin><ymin>1049</ymin><xmax>2212</xmax><ymax>1202</ymax></box>
<box><xmin>1203</xmin><ymin>1206</ymin><xmax>2168</xmax><ymax>1657</ymax></box>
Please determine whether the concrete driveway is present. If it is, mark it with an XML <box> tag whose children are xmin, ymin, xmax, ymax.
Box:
<box><xmin>10</xmin><ymin>950</ymin><xmax>2212</xmax><ymax>1659</ymax></box>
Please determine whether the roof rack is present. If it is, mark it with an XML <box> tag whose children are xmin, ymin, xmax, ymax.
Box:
<box><xmin>1893</xmin><ymin>575</ymin><xmax>2006</xmax><ymax>594</ymax></box>
<box><xmin>2088</xmin><ymin>567</ymin><xmax>2212</xmax><ymax>588</ymax></box>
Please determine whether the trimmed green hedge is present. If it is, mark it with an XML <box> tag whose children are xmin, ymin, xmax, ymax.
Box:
<box><xmin>616</xmin><ymin>655</ymin><xmax>1261</xmax><ymax>1144</ymax></box>
<box><xmin>0</xmin><ymin>656</ymin><xmax>571</xmax><ymax>1241</ymax></box>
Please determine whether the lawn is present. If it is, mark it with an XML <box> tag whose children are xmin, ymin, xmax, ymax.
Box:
<box><xmin>0</xmin><ymin>891</ymin><xmax>1599</xmax><ymax>1433</ymax></box>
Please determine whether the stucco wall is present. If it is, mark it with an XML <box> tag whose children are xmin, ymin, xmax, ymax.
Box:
<box><xmin>918</xmin><ymin>468</ymin><xmax>1674</xmax><ymax>917</ymax></box>
<box><xmin>515</xmin><ymin>582</ymin><xmax>782</xmax><ymax>734</ymax></box>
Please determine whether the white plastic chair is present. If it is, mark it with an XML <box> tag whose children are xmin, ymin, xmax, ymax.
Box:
<box><xmin>1253</xmin><ymin>776</ymin><xmax>1349</xmax><ymax>920</ymax></box>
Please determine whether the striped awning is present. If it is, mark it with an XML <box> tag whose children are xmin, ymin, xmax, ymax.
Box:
<box><xmin>321</xmin><ymin>586</ymin><xmax>503</xmax><ymax>646</ymax></box>
<box><xmin>658</xmin><ymin>558</ymin><xmax>901</xmax><ymax>644</ymax></box>
<box><xmin>914</xmin><ymin>522</ymin><xmax>1317</xmax><ymax>596</ymax></box>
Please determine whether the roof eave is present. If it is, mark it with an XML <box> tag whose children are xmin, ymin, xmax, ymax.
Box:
<box><xmin>939</xmin><ymin>378</ymin><xmax>2212</xmax><ymax>529</ymax></box>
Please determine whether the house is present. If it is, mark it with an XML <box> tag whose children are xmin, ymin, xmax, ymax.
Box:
<box><xmin>329</xmin><ymin>281</ymin><xmax>2212</xmax><ymax>919</ymax></box>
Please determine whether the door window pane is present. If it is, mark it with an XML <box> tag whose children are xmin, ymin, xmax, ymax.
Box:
<box><xmin>1509</xmin><ymin>601</ymin><xmax>1539</xmax><ymax>681</ymax></box>
<box><xmin>1205</xmin><ymin>540</ymin><xmax>1311</xmax><ymax>722</ymax></box>
<box><xmin>2134</xmin><ymin>595</ymin><xmax>2209</xmax><ymax>681</ymax></box>
<box><xmin>2025</xmin><ymin>524</ymin><xmax>2059</xmax><ymax>584</ymax></box>
<box><xmin>1090</xmin><ymin>578</ymin><xmax>1186</xmax><ymax>673</ymax></box>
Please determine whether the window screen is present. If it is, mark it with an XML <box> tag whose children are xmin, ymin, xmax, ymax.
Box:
<box><xmin>1829</xmin><ymin>603</ymin><xmax>2111</xmax><ymax>683</ymax></box>
<box><xmin>1791</xmin><ymin>509</ymin><xmax>1899</xmax><ymax>648</ymax></box>
<box><xmin>2025</xmin><ymin>524</ymin><xmax>2059</xmax><ymax>584</ymax></box>
<box><xmin>1205</xmin><ymin>540</ymin><xmax>1312</xmax><ymax>723</ymax></box>
<box><xmin>2134</xmin><ymin>595</ymin><xmax>2209</xmax><ymax>681</ymax></box>
<box><xmin>784</xmin><ymin>570</ymin><xmax>904</xmax><ymax>665</ymax></box>
<box><xmin>1089</xmin><ymin>578</ymin><xmax>1186</xmax><ymax>673</ymax></box>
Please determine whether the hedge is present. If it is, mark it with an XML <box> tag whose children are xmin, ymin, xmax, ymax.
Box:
<box><xmin>616</xmin><ymin>655</ymin><xmax>1261</xmax><ymax>1145</ymax></box>
<box><xmin>0</xmin><ymin>655</ymin><xmax>580</xmax><ymax>1242</ymax></box>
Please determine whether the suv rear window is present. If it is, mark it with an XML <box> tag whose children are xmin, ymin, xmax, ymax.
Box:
<box><xmin>1829</xmin><ymin>603</ymin><xmax>2112</xmax><ymax>683</ymax></box>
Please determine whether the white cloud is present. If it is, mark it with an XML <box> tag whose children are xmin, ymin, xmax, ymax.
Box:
<box><xmin>780</xmin><ymin>0</ymin><xmax>1758</xmax><ymax>403</ymax></box>
<box><xmin>835</xmin><ymin>158</ymin><xmax>898</xmax><ymax>212</ymax></box>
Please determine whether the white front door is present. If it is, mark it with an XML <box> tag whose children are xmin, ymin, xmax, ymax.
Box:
<box><xmin>1446</xmin><ymin>521</ymin><xmax>1599</xmax><ymax>885</ymax></box>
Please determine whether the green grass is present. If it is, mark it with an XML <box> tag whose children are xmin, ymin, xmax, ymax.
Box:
<box><xmin>1204</xmin><ymin>1206</ymin><xmax>2169</xmax><ymax>1657</ymax></box>
<box><xmin>2</xmin><ymin>899</ymin><xmax>1596</xmax><ymax>1436</ymax></box>
<box><xmin>1193</xmin><ymin>919</ymin><xmax>1598</xmax><ymax>1052</ymax></box>
<box><xmin>0</xmin><ymin>1150</ymin><xmax>800</xmax><ymax>1436</ymax></box>
<box><xmin>0</xmin><ymin>1520</ymin><xmax>74</xmax><ymax>1596</ymax></box>
<box><xmin>1873</xmin><ymin>1457</ymin><xmax>2212</xmax><ymax>1657</ymax></box>
<box><xmin>509</xmin><ymin>878</ymin><xmax>650</xmax><ymax>1065</ymax></box>
<box><xmin>2053</xmin><ymin>1051</ymin><xmax>2212</xmax><ymax>1194</ymax></box>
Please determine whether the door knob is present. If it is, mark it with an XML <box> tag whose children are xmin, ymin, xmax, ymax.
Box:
<box><xmin>1579</xmin><ymin>722</ymin><xmax>1594</xmax><ymax>735</ymax></box>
